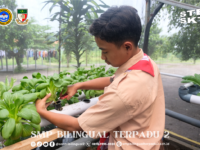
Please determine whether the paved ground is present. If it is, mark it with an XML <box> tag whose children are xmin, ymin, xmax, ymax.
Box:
<box><xmin>0</xmin><ymin>62</ymin><xmax>200</xmax><ymax>144</ymax></box>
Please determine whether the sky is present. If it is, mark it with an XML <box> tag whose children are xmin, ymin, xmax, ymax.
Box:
<box><xmin>16</xmin><ymin>0</ymin><xmax>175</xmax><ymax>35</ymax></box>
<box><xmin>16</xmin><ymin>0</ymin><xmax>146</xmax><ymax>32</ymax></box>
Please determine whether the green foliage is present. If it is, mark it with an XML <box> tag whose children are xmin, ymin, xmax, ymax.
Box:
<box><xmin>12</xmin><ymin>72</ymin><xmax>71</xmax><ymax>103</ymax></box>
<box><xmin>182</xmin><ymin>74</ymin><xmax>200</xmax><ymax>87</ymax></box>
<box><xmin>0</xmin><ymin>65</ymin><xmax>117</xmax><ymax>146</ymax></box>
<box><xmin>44</xmin><ymin>0</ymin><xmax>109</xmax><ymax>68</ymax></box>
<box><xmin>182</xmin><ymin>74</ymin><xmax>200</xmax><ymax>96</ymax></box>
<box><xmin>0</xmin><ymin>0</ymin><xmax>54</xmax><ymax>72</ymax></box>
<box><xmin>139</xmin><ymin>21</ymin><xmax>168</xmax><ymax>60</ymax></box>
<box><xmin>163</xmin><ymin>0</ymin><xmax>200</xmax><ymax>64</ymax></box>
<box><xmin>61</xmin><ymin>65</ymin><xmax>116</xmax><ymax>100</ymax></box>
<box><xmin>0</xmin><ymin>77</ymin><xmax>16</xmax><ymax>100</ymax></box>
<box><xmin>0</xmin><ymin>91</ymin><xmax>41</xmax><ymax>146</ymax></box>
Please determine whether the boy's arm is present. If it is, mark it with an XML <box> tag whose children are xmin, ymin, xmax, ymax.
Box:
<box><xmin>65</xmin><ymin>77</ymin><xmax>111</xmax><ymax>100</ymax></box>
<box><xmin>76</xmin><ymin>76</ymin><xmax>111</xmax><ymax>90</ymax></box>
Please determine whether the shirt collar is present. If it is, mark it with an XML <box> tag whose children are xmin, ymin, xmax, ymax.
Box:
<box><xmin>115</xmin><ymin>49</ymin><xmax>144</xmax><ymax>78</ymax></box>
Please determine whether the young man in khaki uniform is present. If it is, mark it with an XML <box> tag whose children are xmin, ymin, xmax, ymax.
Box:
<box><xmin>36</xmin><ymin>5</ymin><xmax>165</xmax><ymax>150</ymax></box>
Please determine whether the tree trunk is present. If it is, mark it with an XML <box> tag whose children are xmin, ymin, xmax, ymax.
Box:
<box><xmin>69</xmin><ymin>53</ymin><xmax>71</xmax><ymax>63</ymax></box>
<box><xmin>76</xmin><ymin>54</ymin><xmax>81</xmax><ymax>68</ymax></box>
<box><xmin>0</xmin><ymin>56</ymin><xmax>3</xmax><ymax>69</ymax></box>
<box><xmin>15</xmin><ymin>50</ymin><xmax>23</xmax><ymax>71</ymax></box>
<box><xmin>193</xmin><ymin>59</ymin><xmax>196</xmax><ymax>64</ymax></box>
<box><xmin>86</xmin><ymin>50</ymin><xmax>88</xmax><ymax>67</ymax></box>
<box><xmin>6</xmin><ymin>53</ymin><xmax>8</xmax><ymax>71</ymax></box>
<box><xmin>67</xmin><ymin>53</ymin><xmax>70</xmax><ymax>68</ymax></box>
<box><xmin>15</xmin><ymin>55</ymin><xmax>21</xmax><ymax>70</ymax></box>
<box><xmin>58</xmin><ymin>7</ymin><xmax>62</xmax><ymax>74</ymax></box>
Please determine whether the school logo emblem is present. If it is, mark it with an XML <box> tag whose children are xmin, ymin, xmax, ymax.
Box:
<box><xmin>0</xmin><ymin>8</ymin><xmax>13</xmax><ymax>26</ymax></box>
<box><xmin>15</xmin><ymin>9</ymin><xmax>28</xmax><ymax>25</ymax></box>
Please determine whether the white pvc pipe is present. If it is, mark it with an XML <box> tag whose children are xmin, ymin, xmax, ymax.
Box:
<box><xmin>0</xmin><ymin>97</ymin><xmax>99</xmax><ymax>142</ymax></box>
<box><xmin>40</xmin><ymin>97</ymin><xmax>99</xmax><ymax>126</ymax></box>
<box><xmin>160</xmin><ymin>72</ymin><xmax>184</xmax><ymax>78</ymax></box>
<box><xmin>190</xmin><ymin>95</ymin><xmax>200</xmax><ymax>105</ymax></box>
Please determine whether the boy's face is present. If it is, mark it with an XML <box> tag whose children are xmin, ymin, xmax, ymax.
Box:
<box><xmin>95</xmin><ymin>37</ymin><xmax>135</xmax><ymax>67</ymax></box>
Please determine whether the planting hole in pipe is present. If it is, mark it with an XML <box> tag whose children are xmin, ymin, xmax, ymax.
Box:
<box><xmin>53</xmin><ymin>101</ymin><xmax>63</xmax><ymax>111</ymax></box>
<box><xmin>82</xmin><ymin>99</ymin><xmax>90</xmax><ymax>103</ymax></box>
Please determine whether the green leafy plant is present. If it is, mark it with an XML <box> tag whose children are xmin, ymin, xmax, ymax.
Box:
<box><xmin>0</xmin><ymin>92</ymin><xmax>41</xmax><ymax>146</ymax></box>
<box><xmin>12</xmin><ymin>72</ymin><xmax>71</xmax><ymax>103</ymax></box>
<box><xmin>182</xmin><ymin>74</ymin><xmax>200</xmax><ymax>96</ymax></box>
<box><xmin>0</xmin><ymin>77</ymin><xmax>16</xmax><ymax>100</ymax></box>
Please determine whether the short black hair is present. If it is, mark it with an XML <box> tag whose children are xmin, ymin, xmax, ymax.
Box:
<box><xmin>89</xmin><ymin>5</ymin><xmax>142</xmax><ymax>47</ymax></box>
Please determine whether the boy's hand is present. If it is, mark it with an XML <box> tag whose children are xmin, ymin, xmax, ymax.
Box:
<box><xmin>36</xmin><ymin>93</ymin><xmax>52</xmax><ymax>114</ymax></box>
<box><xmin>60</xmin><ymin>83</ymin><xmax>81</xmax><ymax>100</ymax></box>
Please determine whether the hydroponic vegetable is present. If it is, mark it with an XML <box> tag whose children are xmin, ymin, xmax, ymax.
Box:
<box><xmin>182</xmin><ymin>74</ymin><xmax>200</xmax><ymax>96</ymax></box>
<box><xmin>12</xmin><ymin>72</ymin><xmax>72</xmax><ymax>103</ymax></box>
<box><xmin>0</xmin><ymin>91</ymin><xmax>41</xmax><ymax>146</ymax></box>
<box><xmin>0</xmin><ymin>65</ymin><xmax>117</xmax><ymax>147</ymax></box>
<box><xmin>45</xmin><ymin>73</ymin><xmax>71</xmax><ymax>103</ymax></box>
<box><xmin>0</xmin><ymin>77</ymin><xmax>16</xmax><ymax>99</ymax></box>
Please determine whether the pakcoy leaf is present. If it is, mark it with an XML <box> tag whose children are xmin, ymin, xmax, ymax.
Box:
<box><xmin>32</xmin><ymin>72</ymin><xmax>41</xmax><ymax>79</ymax></box>
<box><xmin>29</xmin><ymin>122</ymin><xmax>41</xmax><ymax>132</ymax></box>
<box><xmin>11</xmin><ymin>122</ymin><xmax>23</xmax><ymax>140</ymax></box>
<box><xmin>22</xmin><ymin>124</ymin><xmax>33</xmax><ymax>137</ymax></box>
<box><xmin>0</xmin><ymin>100</ymin><xmax>7</xmax><ymax>110</ymax></box>
<box><xmin>61</xmin><ymin>81</ymin><xmax>71</xmax><ymax>87</ymax></box>
<box><xmin>41</xmin><ymin>75</ymin><xmax>47</xmax><ymax>80</ymax></box>
<box><xmin>181</xmin><ymin>80</ymin><xmax>192</xmax><ymax>83</ymax></box>
<box><xmin>30</xmin><ymin>110</ymin><xmax>41</xmax><ymax>124</ymax></box>
<box><xmin>53</xmin><ymin>79</ymin><xmax>63</xmax><ymax>88</ymax></box>
<box><xmin>13</xmin><ymin>93</ymin><xmax>24</xmax><ymax>108</ymax></box>
<box><xmin>22</xmin><ymin>104</ymin><xmax>37</xmax><ymax>111</ymax></box>
<box><xmin>17</xmin><ymin>108</ymin><xmax>32</xmax><ymax>120</ymax></box>
<box><xmin>182</xmin><ymin>75</ymin><xmax>200</xmax><ymax>86</ymax></box>
<box><xmin>32</xmin><ymin>78</ymin><xmax>46</xmax><ymax>87</ymax></box>
<box><xmin>2</xmin><ymin>118</ymin><xmax>15</xmax><ymax>139</ymax></box>
<box><xmin>23</xmin><ymin>76</ymin><xmax>28</xmax><ymax>79</ymax></box>
<box><xmin>20</xmin><ymin>79</ymin><xmax>33</xmax><ymax>90</ymax></box>
<box><xmin>194</xmin><ymin>74</ymin><xmax>200</xmax><ymax>86</ymax></box>
<box><xmin>0</xmin><ymin>122</ymin><xmax>3</xmax><ymax>129</ymax></box>
<box><xmin>3</xmin><ymin>92</ymin><xmax>13</xmax><ymax>108</ymax></box>
<box><xmin>5</xmin><ymin>77</ymin><xmax>9</xmax><ymax>91</ymax></box>
<box><xmin>63</xmin><ymin>77</ymin><xmax>73</xmax><ymax>82</ymax></box>
<box><xmin>36</xmin><ymin>83</ymin><xmax>49</xmax><ymax>91</ymax></box>
<box><xmin>0</xmin><ymin>109</ymin><xmax>9</xmax><ymax>119</ymax></box>
<box><xmin>53</xmin><ymin>73</ymin><xmax>59</xmax><ymax>80</ymax></box>
<box><xmin>22</xmin><ymin>93</ymin><xmax>38</xmax><ymax>104</ymax></box>
<box><xmin>12</xmin><ymin>84</ymin><xmax>22</xmax><ymax>92</ymax></box>
<box><xmin>13</xmin><ymin>90</ymin><xmax>29</xmax><ymax>95</ymax></box>
<box><xmin>0</xmin><ymin>82</ymin><xmax>5</xmax><ymax>99</ymax></box>
<box><xmin>39</xmin><ymin>89</ymin><xmax>46</xmax><ymax>99</ymax></box>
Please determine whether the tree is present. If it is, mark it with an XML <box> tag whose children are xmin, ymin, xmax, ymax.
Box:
<box><xmin>163</xmin><ymin>0</ymin><xmax>200</xmax><ymax>63</ymax></box>
<box><xmin>168</xmin><ymin>26</ymin><xmax>200</xmax><ymax>64</ymax></box>
<box><xmin>0</xmin><ymin>0</ymin><xmax>53</xmax><ymax>72</ymax></box>
<box><xmin>62</xmin><ymin>23</ymin><xmax>94</xmax><ymax>67</ymax></box>
<box><xmin>14</xmin><ymin>20</ymin><xmax>53</xmax><ymax>71</ymax></box>
<box><xmin>139</xmin><ymin>21</ymin><xmax>165</xmax><ymax>60</ymax></box>
<box><xmin>44</xmin><ymin>0</ymin><xmax>109</xmax><ymax>68</ymax></box>
<box><xmin>0</xmin><ymin>0</ymin><xmax>17</xmax><ymax>70</ymax></box>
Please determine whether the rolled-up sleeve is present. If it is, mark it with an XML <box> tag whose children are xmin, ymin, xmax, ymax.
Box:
<box><xmin>78</xmin><ymin>91</ymin><xmax>131</xmax><ymax>138</ymax></box>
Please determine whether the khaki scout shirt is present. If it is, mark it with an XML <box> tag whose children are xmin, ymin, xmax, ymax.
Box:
<box><xmin>78</xmin><ymin>49</ymin><xmax>165</xmax><ymax>150</ymax></box>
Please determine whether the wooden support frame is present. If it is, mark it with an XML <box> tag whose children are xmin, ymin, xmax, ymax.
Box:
<box><xmin>1</xmin><ymin>128</ymin><xmax>65</xmax><ymax>150</ymax></box>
